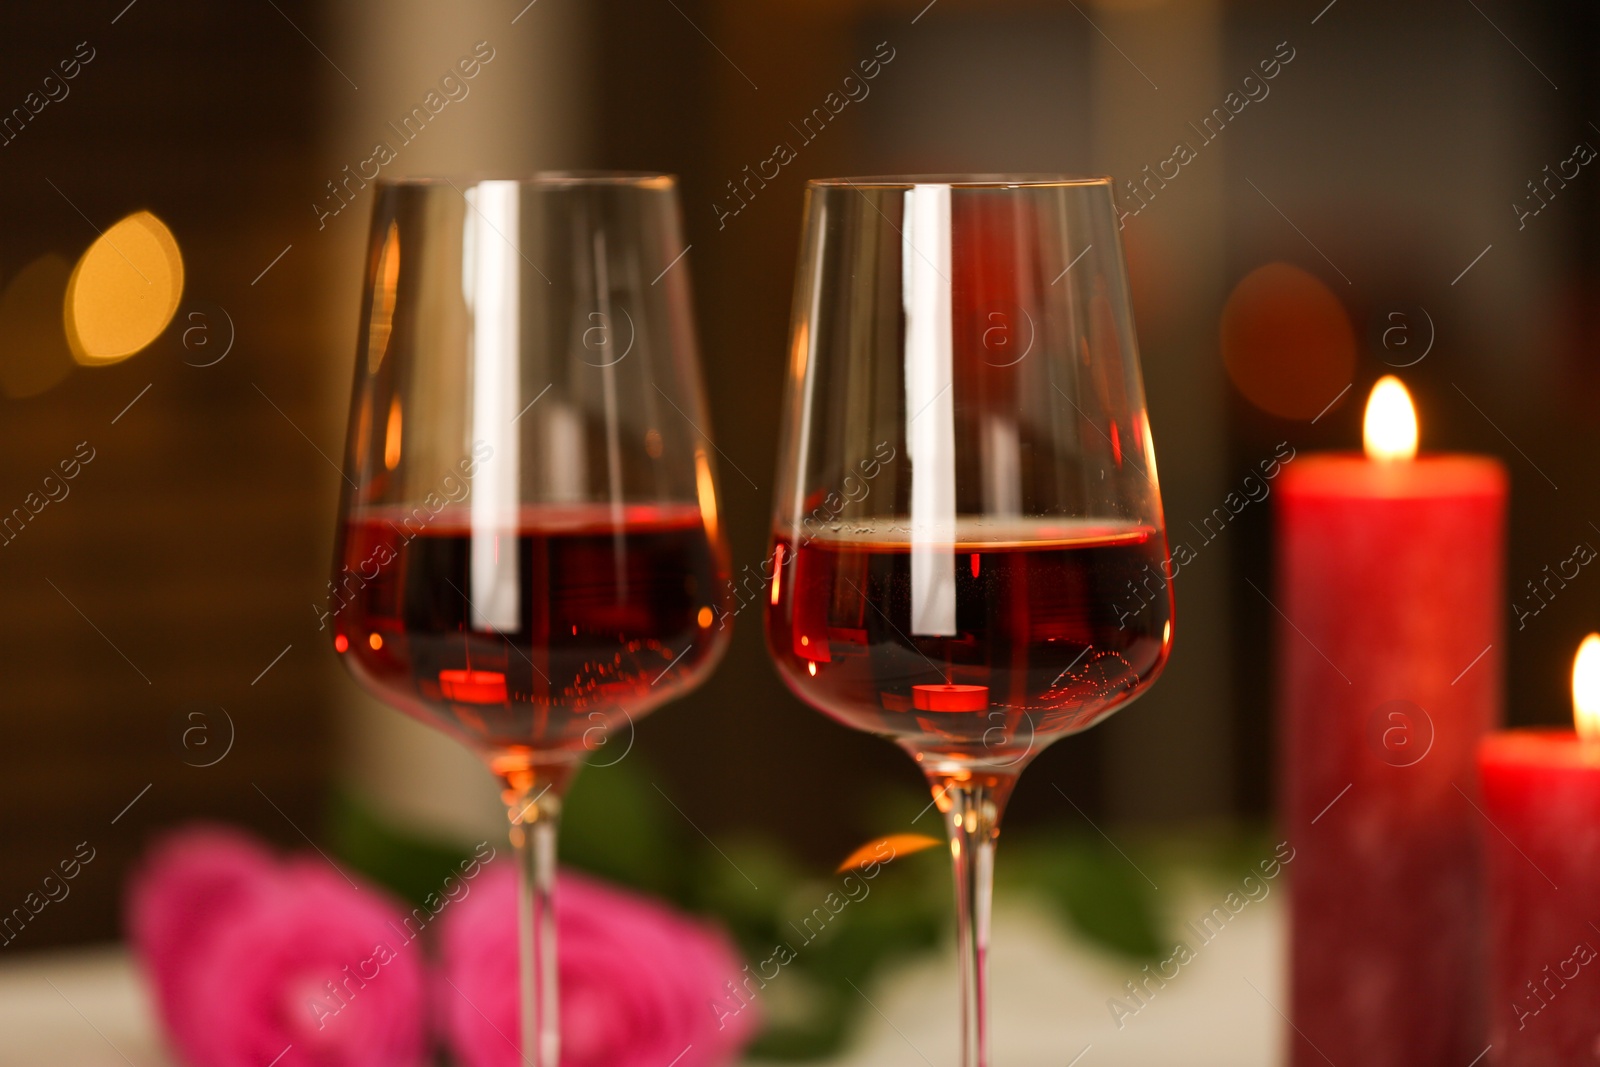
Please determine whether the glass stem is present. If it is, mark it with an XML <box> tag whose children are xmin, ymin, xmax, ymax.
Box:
<box><xmin>508</xmin><ymin>779</ymin><xmax>563</xmax><ymax>1067</ymax></box>
<box><xmin>939</xmin><ymin>774</ymin><xmax>1009</xmax><ymax>1067</ymax></box>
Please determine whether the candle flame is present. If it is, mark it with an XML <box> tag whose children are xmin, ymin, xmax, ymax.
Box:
<box><xmin>1573</xmin><ymin>634</ymin><xmax>1600</xmax><ymax>742</ymax></box>
<box><xmin>1363</xmin><ymin>376</ymin><xmax>1418</xmax><ymax>462</ymax></box>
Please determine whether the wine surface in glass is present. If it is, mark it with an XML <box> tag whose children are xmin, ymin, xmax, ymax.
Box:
<box><xmin>334</xmin><ymin>502</ymin><xmax>727</xmax><ymax>754</ymax></box>
<box><xmin>766</xmin><ymin>518</ymin><xmax>1172</xmax><ymax>763</ymax></box>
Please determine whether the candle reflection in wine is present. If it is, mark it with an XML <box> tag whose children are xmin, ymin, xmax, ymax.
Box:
<box><xmin>334</xmin><ymin>502</ymin><xmax>726</xmax><ymax>754</ymax></box>
<box><xmin>767</xmin><ymin>518</ymin><xmax>1169</xmax><ymax>763</ymax></box>
<box><xmin>440</xmin><ymin>668</ymin><xmax>508</xmax><ymax>704</ymax></box>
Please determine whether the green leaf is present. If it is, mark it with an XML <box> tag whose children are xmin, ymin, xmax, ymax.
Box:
<box><xmin>1002</xmin><ymin>833</ymin><xmax>1165</xmax><ymax>960</ymax></box>
<box><xmin>558</xmin><ymin>756</ymin><xmax>687</xmax><ymax>901</ymax></box>
<box><xmin>325</xmin><ymin>788</ymin><xmax>484</xmax><ymax>907</ymax></box>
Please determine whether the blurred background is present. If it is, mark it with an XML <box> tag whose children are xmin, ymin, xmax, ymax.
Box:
<box><xmin>0</xmin><ymin>0</ymin><xmax>1595</xmax><ymax>1055</ymax></box>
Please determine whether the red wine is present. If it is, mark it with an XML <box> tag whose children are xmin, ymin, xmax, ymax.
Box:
<box><xmin>332</xmin><ymin>503</ymin><xmax>728</xmax><ymax>756</ymax></box>
<box><xmin>765</xmin><ymin>519</ymin><xmax>1173</xmax><ymax>764</ymax></box>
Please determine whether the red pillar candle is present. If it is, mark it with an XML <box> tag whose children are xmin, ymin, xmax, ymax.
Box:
<box><xmin>1278</xmin><ymin>377</ymin><xmax>1507</xmax><ymax>1066</ymax></box>
<box><xmin>1479</xmin><ymin>635</ymin><xmax>1600</xmax><ymax>1066</ymax></box>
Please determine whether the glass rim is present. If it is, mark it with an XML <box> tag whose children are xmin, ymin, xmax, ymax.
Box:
<box><xmin>374</xmin><ymin>171</ymin><xmax>677</xmax><ymax>190</ymax></box>
<box><xmin>808</xmin><ymin>173</ymin><xmax>1112</xmax><ymax>190</ymax></box>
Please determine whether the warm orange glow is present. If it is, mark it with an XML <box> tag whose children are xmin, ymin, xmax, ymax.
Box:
<box><xmin>334</xmin><ymin>634</ymin><xmax>349</xmax><ymax>653</ymax></box>
<box><xmin>807</xmin><ymin>661</ymin><xmax>817</xmax><ymax>676</ymax></box>
<box><xmin>697</xmin><ymin>606</ymin><xmax>713</xmax><ymax>628</ymax></box>
<box><xmin>368</xmin><ymin>633</ymin><xmax>383</xmax><ymax>650</ymax></box>
<box><xmin>1363</xmin><ymin>376</ymin><xmax>1418</xmax><ymax>462</ymax></box>
<box><xmin>836</xmin><ymin>833</ymin><xmax>943</xmax><ymax>873</ymax></box>
<box><xmin>791</xmin><ymin>320</ymin><xmax>810</xmax><ymax>382</ymax></box>
<box><xmin>367</xmin><ymin>221</ymin><xmax>400</xmax><ymax>372</ymax></box>
<box><xmin>694</xmin><ymin>449</ymin><xmax>719</xmax><ymax>543</ymax></box>
<box><xmin>1573</xmin><ymin>634</ymin><xmax>1600</xmax><ymax>743</ymax></box>
<box><xmin>65</xmin><ymin>211</ymin><xmax>184</xmax><ymax>366</ymax></box>
<box><xmin>1221</xmin><ymin>262</ymin><xmax>1356</xmax><ymax>420</ymax></box>
<box><xmin>384</xmin><ymin>396</ymin><xmax>403</xmax><ymax>471</ymax></box>
<box><xmin>770</xmin><ymin>542</ymin><xmax>784</xmax><ymax>605</ymax></box>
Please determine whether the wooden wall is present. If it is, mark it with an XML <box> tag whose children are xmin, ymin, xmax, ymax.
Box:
<box><xmin>0</xmin><ymin>0</ymin><xmax>333</xmax><ymax>949</ymax></box>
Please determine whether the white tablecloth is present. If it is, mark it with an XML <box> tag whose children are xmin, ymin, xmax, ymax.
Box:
<box><xmin>0</xmin><ymin>886</ymin><xmax>1286</xmax><ymax>1066</ymax></box>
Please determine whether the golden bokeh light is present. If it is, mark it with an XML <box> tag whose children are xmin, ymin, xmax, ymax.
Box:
<box><xmin>1221</xmin><ymin>262</ymin><xmax>1355</xmax><ymax>420</ymax></box>
<box><xmin>1363</xmin><ymin>376</ymin><xmax>1418</xmax><ymax>462</ymax></box>
<box><xmin>1572</xmin><ymin>634</ymin><xmax>1600</xmax><ymax>743</ymax></box>
<box><xmin>65</xmin><ymin>210</ymin><xmax>184</xmax><ymax>366</ymax></box>
<box><xmin>0</xmin><ymin>254</ymin><xmax>75</xmax><ymax>399</ymax></box>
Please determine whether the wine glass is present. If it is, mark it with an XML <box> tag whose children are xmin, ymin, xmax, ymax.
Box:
<box><xmin>330</xmin><ymin>173</ymin><xmax>730</xmax><ymax>1067</ymax></box>
<box><xmin>765</xmin><ymin>175</ymin><xmax>1173</xmax><ymax>1065</ymax></box>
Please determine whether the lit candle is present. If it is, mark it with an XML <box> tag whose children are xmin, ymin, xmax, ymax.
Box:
<box><xmin>1277</xmin><ymin>376</ymin><xmax>1508</xmax><ymax>1066</ymax></box>
<box><xmin>1479</xmin><ymin>636</ymin><xmax>1600</xmax><ymax>1063</ymax></box>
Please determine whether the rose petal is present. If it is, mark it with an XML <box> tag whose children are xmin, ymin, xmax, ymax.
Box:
<box><xmin>438</xmin><ymin>867</ymin><xmax>759</xmax><ymax>1067</ymax></box>
<box><xmin>126</xmin><ymin>825</ymin><xmax>428</xmax><ymax>1067</ymax></box>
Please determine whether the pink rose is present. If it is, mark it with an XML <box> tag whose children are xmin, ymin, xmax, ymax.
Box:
<box><xmin>438</xmin><ymin>866</ymin><xmax>759</xmax><ymax>1067</ymax></box>
<box><xmin>126</xmin><ymin>826</ymin><xmax>428</xmax><ymax>1067</ymax></box>
<box><xmin>125</xmin><ymin>823</ymin><xmax>277</xmax><ymax>1023</ymax></box>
